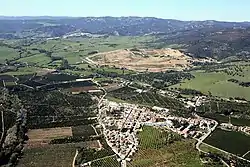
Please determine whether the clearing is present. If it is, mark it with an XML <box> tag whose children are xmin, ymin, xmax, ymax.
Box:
<box><xmin>27</xmin><ymin>127</ymin><xmax>72</xmax><ymax>148</ymax></box>
<box><xmin>89</xmin><ymin>48</ymin><xmax>207</xmax><ymax>72</ymax></box>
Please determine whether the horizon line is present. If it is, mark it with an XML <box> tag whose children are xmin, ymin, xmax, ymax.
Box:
<box><xmin>0</xmin><ymin>15</ymin><xmax>249</xmax><ymax>22</ymax></box>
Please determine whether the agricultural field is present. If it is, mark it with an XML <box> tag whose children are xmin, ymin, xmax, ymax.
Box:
<box><xmin>72</xmin><ymin>125</ymin><xmax>96</xmax><ymax>137</ymax></box>
<box><xmin>108</xmin><ymin>86</ymin><xmax>189</xmax><ymax>116</ymax></box>
<box><xmin>14</xmin><ymin>90</ymin><xmax>97</xmax><ymax>129</ymax></box>
<box><xmin>17</xmin><ymin>53</ymin><xmax>51</xmax><ymax>67</ymax></box>
<box><xmin>204</xmin><ymin>129</ymin><xmax>250</xmax><ymax>159</ymax></box>
<box><xmin>75</xmin><ymin>138</ymin><xmax>115</xmax><ymax>165</ymax></box>
<box><xmin>2</xmin><ymin>67</ymin><xmax>54</xmax><ymax>76</ymax></box>
<box><xmin>128</xmin><ymin>126</ymin><xmax>202</xmax><ymax>167</ymax></box>
<box><xmin>171</xmin><ymin>65</ymin><xmax>250</xmax><ymax>100</ymax></box>
<box><xmin>27</xmin><ymin>127</ymin><xmax>73</xmax><ymax>148</ymax></box>
<box><xmin>19</xmin><ymin>36</ymin><xmax>153</xmax><ymax>66</ymax></box>
<box><xmin>196</xmin><ymin>100</ymin><xmax>250</xmax><ymax>126</ymax></box>
<box><xmin>0</xmin><ymin>45</ymin><xmax>19</xmax><ymax>63</ymax></box>
<box><xmin>89</xmin><ymin>48</ymin><xmax>202</xmax><ymax>72</ymax></box>
<box><xmin>91</xmin><ymin>155</ymin><xmax>120</xmax><ymax>167</ymax></box>
<box><xmin>17</xmin><ymin>143</ymin><xmax>78</xmax><ymax>167</ymax></box>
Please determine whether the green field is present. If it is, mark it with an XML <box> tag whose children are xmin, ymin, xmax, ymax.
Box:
<box><xmin>129</xmin><ymin>126</ymin><xmax>202</xmax><ymax>167</ymax></box>
<box><xmin>2</xmin><ymin>67</ymin><xmax>46</xmax><ymax>76</ymax></box>
<box><xmin>17</xmin><ymin>53</ymin><xmax>51</xmax><ymax>66</ymax></box>
<box><xmin>22</xmin><ymin>36</ymin><xmax>153</xmax><ymax>65</ymax></box>
<box><xmin>204</xmin><ymin>129</ymin><xmax>250</xmax><ymax>159</ymax></box>
<box><xmin>17</xmin><ymin>144</ymin><xmax>78</xmax><ymax>167</ymax></box>
<box><xmin>171</xmin><ymin>70</ymin><xmax>250</xmax><ymax>100</ymax></box>
<box><xmin>0</xmin><ymin>46</ymin><xmax>19</xmax><ymax>63</ymax></box>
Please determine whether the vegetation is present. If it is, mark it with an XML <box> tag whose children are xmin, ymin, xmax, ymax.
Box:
<box><xmin>171</xmin><ymin>68</ymin><xmax>250</xmax><ymax>100</ymax></box>
<box><xmin>122</xmin><ymin>71</ymin><xmax>194</xmax><ymax>88</ymax></box>
<box><xmin>72</xmin><ymin>125</ymin><xmax>96</xmax><ymax>137</ymax></box>
<box><xmin>129</xmin><ymin>126</ymin><xmax>202</xmax><ymax>167</ymax></box>
<box><xmin>0</xmin><ymin>89</ymin><xmax>28</xmax><ymax>166</ymax></box>
<box><xmin>17</xmin><ymin>143</ymin><xmax>77</xmax><ymax>167</ymax></box>
<box><xmin>205</xmin><ymin>129</ymin><xmax>250</xmax><ymax>158</ymax></box>
<box><xmin>197</xmin><ymin>100</ymin><xmax>250</xmax><ymax>125</ymax></box>
<box><xmin>75</xmin><ymin>138</ymin><xmax>115</xmax><ymax>165</ymax></box>
<box><xmin>91</xmin><ymin>155</ymin><xmax>120</xmax><ymax>167</ymax></box>
<box><xmin>108</xmin><ymin>86</ymin><xmax>190</xmax><ymax>117</ymax></box>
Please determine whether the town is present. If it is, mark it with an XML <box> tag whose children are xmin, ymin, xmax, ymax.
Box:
<box><xmin>81</xmin><ymin>98</ymin><xmax>218</xmax><ymax>167</ymax></box>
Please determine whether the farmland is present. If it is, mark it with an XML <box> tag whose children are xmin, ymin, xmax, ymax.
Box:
<box><xmin>0</xmin><ymin>45</ymin><xmax>19</xmax><ymax>63</ymax></box>
<box><xmin>108</xmin><ymin>86</ymin><xmax>190</xmax><ymax>116</ymax></box>
<box><xmin>91</xmin><ymin>155</ymin><xmax>120</xmax><ymax>167</ymax></box>
<box><xmin>204</xmin><ymin>129</ymin><xmax>250</xmax><ymax>159</ymax></box>
<box><xmin>171</xmin><ymin>65</ymin><xmax>250</xmax><ymax>100</ymax></box>
<box><xmin>27</xmin><ymin>127</ymin><xmax>73</xmax><ymax>148</ymax></box>
<box><xmin>72</xmin><ymin>125</ymin><xmax>96</xmax><ymax>137</ymax></box>
<box><xmin>17</xmin><ymin>143</ymin><xmax>78</xmax><ymax>167</ymax></box>
<box><xmin>128</xmin><ymin>126</ymin><xmax>202</xmax><ymax>167</ymax></box>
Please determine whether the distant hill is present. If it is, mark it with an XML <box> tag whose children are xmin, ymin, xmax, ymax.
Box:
<box><xmin>1</xmin><ymin>16</ymin><xmax>250</xmax><ymax>60</ymax></box>
<box><xmin>1</xmin><ymin>16</ymin><xmax>250</xmax><ymax>37</ymax></box>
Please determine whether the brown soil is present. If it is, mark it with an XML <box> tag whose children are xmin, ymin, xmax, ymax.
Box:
<box><xmin>89</xmin><ymin>48</ymin><xmax>198</xmax><ymax>72</ymax></box>
<box><xmin>26</xmin><ymin>127</ymin><xmax>72</xmax><ymax>148</ymax></box>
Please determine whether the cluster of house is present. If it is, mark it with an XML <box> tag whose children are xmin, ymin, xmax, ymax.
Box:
<box><xmin>220</xmin><ymin>123</ymin><xmax>250</xmax><ymax>135</ymax></box>
<box><xmin>166</xmin><ymin>116</ymin><xmax>216</xmax><ymax>138</ymax></box>
<box><xmin>98</xmin><ymin>99</ymin><xmax>217</xmax><ymax>164</ymax></box>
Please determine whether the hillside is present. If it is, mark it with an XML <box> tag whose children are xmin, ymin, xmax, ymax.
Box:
<box><xmin>1</xmin><ymin>17</ymin><xmax>250</xmax><ymax>60</ymax></box>
<box><xmin>1</xmin><ymin>17</ymin><xmax>250</xmax><ymax>38</ymax></box>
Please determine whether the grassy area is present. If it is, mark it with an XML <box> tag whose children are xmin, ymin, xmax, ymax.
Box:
<box><xmin>171</xmin><ymin>70</ymin><xmax>250</xmax><ymax>100</ymax></box>
<box><xmin>2</xmin><ymin>67</ymin><xmax>46</xmax><ymax>76</ymax></box>
<box><xmin>0</xmin><ymin>46</ymin><xmax>19</xmax><ymax>63</ymax></box>
<box><xmin>106</xmin><ymin>96</ymin><xmax>128</xmax><ymax>103</ymax></box>
<box><xmin>129</xmin><ymin>126</ymin><xmax>202</xmax><ymax>167</ymax></box>
<box><xmin>200</xmin><ymin>143</ymin><xmax>227</xmax><ymax>156</ymax></box>
<box><xmin>204</xmin><ymin>129</ymin><xmax>250</xmax><ymax>158</ymax></box>
<box><xmin>23</xmin><ymin>36</ymin><xmax>154</xmax><ymax>65</ymax></box>
<box><xmin>17</xmin><ymin>144</ymin><xmax>77</xmax><ymax>167</ymax></box>
<box><xmin>17</xmin><ymin>53</ymin><xmax>51</xmax><ymax>66</ymax></box>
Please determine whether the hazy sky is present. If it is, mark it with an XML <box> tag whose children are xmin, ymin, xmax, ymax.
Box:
<box><xmin>1</xmin><ymin>0</ymin><xmax>249</xmax><ymax>21</ymax></box>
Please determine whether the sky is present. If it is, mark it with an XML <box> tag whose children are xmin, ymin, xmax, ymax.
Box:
<box><xmin>0</xmin><ymin>0</ymin><xmax>250</xmax><ymax>21</ymax></box>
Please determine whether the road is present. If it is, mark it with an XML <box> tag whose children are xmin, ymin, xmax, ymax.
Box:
<box><xmin>195</xmin><ymin>118</ymin><xmax>250</xmax><ymax>164</ymax></box>
<box><xmin>0</xmin><ymin>108</ymin><xmax>5</xmax><ymax>149</ymax></box>
<box><xmin>72</xmin><ymin>149</ymin><xmax>78</xmax><ymax>167</ymax></box>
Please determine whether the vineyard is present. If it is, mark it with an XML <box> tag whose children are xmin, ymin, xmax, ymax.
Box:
<box><xmin>128</xmin><ymin>126</ymin><xmax>202</xmax><ymax>167</ymax></box>
<box><xmin>91</xmin><ymin>155</ymin><xmax>120</xmax><ymax>167</ymax></box>
<box><xmin>138</xmin><ymin>126</ymin><xmax>181</xmax><ymax>149</ymax></box>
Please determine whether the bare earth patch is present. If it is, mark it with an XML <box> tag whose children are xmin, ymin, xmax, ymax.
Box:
<box><xmin>27</xmin><ymin>127</ymin><xmax>73</xmax><ymax>148</ymax></box>
<box><xmin>89</xmin><ymin>48</ymin><xmax>207</xmax><ymax>72</ymax></box>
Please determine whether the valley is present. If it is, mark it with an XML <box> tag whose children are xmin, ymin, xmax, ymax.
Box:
<box><xmin>1</xmin><ymin>16</ymin><xmax>250</xmax><ymax>167</ymax></box>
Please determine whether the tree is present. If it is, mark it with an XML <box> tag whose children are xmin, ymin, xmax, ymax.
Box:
<box><xmin>60</xmin><ymin>59</ymin><xmax>69</xmax><ymax>69</ymax></box>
